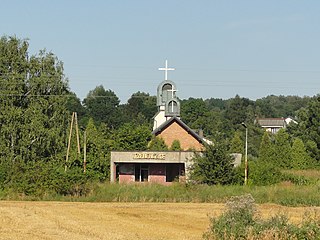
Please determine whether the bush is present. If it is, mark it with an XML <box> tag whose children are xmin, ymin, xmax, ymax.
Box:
<box><xmin>204</xmin><ymin>194</ymin><xmax>320</xmax><ymax>240</ymax></box>
<box><xmin>190</xmin><ymin>143</ymin><xmax>236</xmax><ymax>185</ymax></box>
<box><xmin>248</xmin><ymin>160</ymin><xmax>282</xmax><ymax>186</ymax></box>
<box><xmin>204</xmin><ymin>194</ymin><xmax>257</xmax><ymax>239</ymax></box>
<box><xmin>2</xmin><ymin>161</ymin><xmax>91</xmax><ymax>197</ymax></box>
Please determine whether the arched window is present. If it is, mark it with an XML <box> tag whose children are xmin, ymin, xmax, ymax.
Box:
<box><xmin>162</xmin><ymin>83</ymin><xmax>172</xmax><ymax>103</ymax></box>
<box><xmin>168</xmin><ymin>100</ymin><xmax>178</xmax><ymax>113</ymax></box>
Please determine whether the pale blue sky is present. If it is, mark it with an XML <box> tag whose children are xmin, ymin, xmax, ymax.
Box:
<box><xmin>1</xmin><ymin>0</ymin><xmax>320</xmax><ymax>102</ymax></box>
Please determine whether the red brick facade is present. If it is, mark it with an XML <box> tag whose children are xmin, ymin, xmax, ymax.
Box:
<box><xmin>155</xmin><ymin>121</ymin><xmax>204</xmax><ymax>151</ymax></box>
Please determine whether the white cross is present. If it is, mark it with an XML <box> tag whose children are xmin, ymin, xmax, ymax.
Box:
<box><xmin>167</xmin><ymin>86</ymin><xmax>178</xmax><ymax>112</ymax></box>
<box><xmin>158</xmin><ymin>60</ymin><xmax>175</xmax><ymax>81</ymax></box>
<box><xmin>167</xmin><ymin>85</ymin><xmax>178</xmax><ymax>99</ymax></box>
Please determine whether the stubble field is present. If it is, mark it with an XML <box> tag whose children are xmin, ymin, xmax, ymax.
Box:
<box><xmin>0</xmin><ymin>201</ymin><xmax>318</xmax><ymax>240</ymax></box>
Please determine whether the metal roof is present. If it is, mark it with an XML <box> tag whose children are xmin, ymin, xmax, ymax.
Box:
<box><xmin>256</xmin><ymin>118</ymin><xmax>286</xmax><ymax>127</ymax></box>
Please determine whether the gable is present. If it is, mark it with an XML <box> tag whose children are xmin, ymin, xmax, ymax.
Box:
<box><xmin>153</xmin><ymin>118</ymin><xmax>204</xmax><ymax>151</ymax></box>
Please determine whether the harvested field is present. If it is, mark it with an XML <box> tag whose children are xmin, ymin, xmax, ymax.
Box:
<box><xmin>0</xmin><ymin>201</ymin><xmax>318</xmax><ymax>240</ymax></box>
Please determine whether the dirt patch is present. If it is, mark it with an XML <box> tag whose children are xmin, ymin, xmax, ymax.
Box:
<box><xmin>0</xmin><ymin>201</ymin><xmax>318</xmax><ymax>240</ymax></box>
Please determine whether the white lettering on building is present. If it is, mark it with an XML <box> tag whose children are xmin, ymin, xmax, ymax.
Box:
<box><xmin>133</xmin><ymin>153</ymin><xmax>166</xmax><ymax>160</ymax></box>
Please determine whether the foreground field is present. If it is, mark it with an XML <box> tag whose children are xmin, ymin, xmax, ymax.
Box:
<box><xmin>0</xmin><ymin>201</ymin><xmax>318</xmax><ymax>240</ymax></box>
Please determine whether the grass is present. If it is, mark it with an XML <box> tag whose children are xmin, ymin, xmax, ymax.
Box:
<box><xmin>1</xmin><ymin>170</ymin><xmax>319</xmax><ymax>206</ymax></box>
<box><xmin>282</xmin><ymin>169</ymin><xmax>320</xmax><ymax>180</ymax></box>
<box><xmin>2</xmin><ymin>182</ymin><xmax>315</xmax><ymax>206</ymax></box>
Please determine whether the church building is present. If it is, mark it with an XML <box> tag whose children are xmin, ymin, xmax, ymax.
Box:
<box><xmin>110</xmin><ymin>61</ymin><xmax>208</xmax><ymax>184</ymax></box>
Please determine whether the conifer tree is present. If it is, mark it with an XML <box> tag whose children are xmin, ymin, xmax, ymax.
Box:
<box><xmin>230</xmin><ymin>131</ymin><xmax>243</xmax><ymax>154</ymax></box>
<box><xmin>291</xmin><ymin>138</ymin><xmax>311</xmax><ymax>169</ymax></box>
<box><xmin>190</xmin><ymin>143</ymin><xmax>235</xmax><ymax>185</ymax></box>
<box><xmin>259</xmin><ymin>131</ymin><xmax>274</xmax><ymax>163</ymax></box>
<box><xmin>274</xmin><ymin>129</ymin><xmax>292</xmax><ymax>168</ymax></box>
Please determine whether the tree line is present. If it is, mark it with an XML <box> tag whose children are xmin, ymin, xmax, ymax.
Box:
<box><xmin>0</xmin><ymin>36</ymin><xmax>319</xmax><ymax>195</ymax></box>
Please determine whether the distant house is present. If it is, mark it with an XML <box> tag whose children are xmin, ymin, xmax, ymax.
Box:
<box><xmin>255</xmin><ymin>117</ymin><xmax>297</xmax><ymax>134</ymax></box>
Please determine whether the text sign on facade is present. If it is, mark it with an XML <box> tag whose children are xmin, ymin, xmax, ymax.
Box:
<box><xmin>133</xmin><ymin>153</ymin><xmax>166</xmax><ymax>160</ymax></box>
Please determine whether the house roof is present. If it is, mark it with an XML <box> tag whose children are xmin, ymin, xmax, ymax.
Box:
<box><xmin>152</xmin><ymin>116</ymin><xmax>205</xmax><ymax>144</ymax></box>
<box><xmin>256</xmin><ymin>118</ymin><xmax>286</xmax><ymax>127</ymax></box>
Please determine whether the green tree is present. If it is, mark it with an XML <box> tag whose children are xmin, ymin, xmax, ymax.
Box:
<box><xmin>190</xmin><ymin>143</ymin><xmax>235</xmax><ymax>185</ymax></box>
<box><xmin>23</xmin><ymin>50</ymin><xmax>69</xmax><ymax>163</ymax></box>
<box><xmin>229</xmin><ymin>131</ymin><xmax>243</xmax><ymax>154</ymax></box>
<box><xmin>248</xmin><ymin>161</ymin><xmax>282</xmax><ymax>186</ymax></box>
<box><xmin>83</xmin><ymin>85</ymin><xmax>121</xmax><ymax>128</ymax></box>
<box><xmin>259</xmin><ymin>131</ymin><xmax>274</xmax><ymax>163</ymax></box>
<box><xmin>180</xmin><ymin>97</ymin><xmax>209</xmax><ymax>129</ymax></box>
<box><xmin>0</xmin><ymin>36</ymin><xmax>29</xmax><ymax>164</ymax></box>
<box><xmin>124</xmin><ymin>92</ymin><xmax>156</xmax><ymax>125</ymax></box>
<box><xmin>291</xmin><ymin>138</ymin><xmax>312</xmax><ymax>169</ymax></box>
<box><xmin>84</xmin><ymin>119</ymin><xmax>112</xmax><ymax>180</ymax></box>
<box><xmin>170</xmin><ymin>139</ymin><xmax>182</xmax><ymax>151</ymax></box>
<box><xmin>148</xmin><ymin>136</ymin><xmax>168</xmax><ymax>151</ymax></box>
<box><xmin>0</xmin><ymin>37</ymin><xmax>68</xmax><ymax>164</ymax></box>
<box><xmin>114</xmin><ymin>123</ymin><xmax>152</xmax><ymax>150</ymax></box>
<box><xmin>255</xmin><ymin>95</ymin><xmax>310</xmax><ymax>118</ymax></box>
<box><xmin>274</xmin><ymin>129</ymin><xmax>292</xmax><ymax>168</ymax></box>
<box><xmin>66</xmin><ymin>92</ymin><xmax>87</xmax><ymax>126</ymax></box>
<box><xmin>296</xmin><ymin>96</ymin><xmax>320</xmax><ymax>162</ymax></box>
<box><xmin>224</xmin><ymin>95</ymin><xmax>254</xmax><ymax>126</ymax></box>
<box><xmin>0</xmin><ymin>36</ymin><xmax>70</xmax><ymax>194</ymax></box>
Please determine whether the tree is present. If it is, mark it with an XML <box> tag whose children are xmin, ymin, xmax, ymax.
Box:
<box><xmin>255</xmin><ymin>95</ymin><xmax>310</xmax><ymax>118</ymax></box>
<box><xmin>148</xmin><ymin>136</ymin><xmax>168</xmax><ymax>151</ymax></box>
<box><xmin>0</xmin><ymin>36</ymin><xmax>69</xmax><ymax>164</ymax></box>
<box><xmin>190</xmin><ymin>143</ymin><xmax>235</xmax><ymax>185</ymax></box>
<box><xmin>287</xmin><ymin>95</ymin><xmax>320</xmax><ymax>163</ymax></box>
<box><xmin>0</xmin><ymin>36</ymin><xmax>70</xmax><ymax>194</ymax></box>
<box><xmin>114</xmin><ymin>123</ymin><xmax>152</xmax><ymax>151</ymax></box>
<box><xmin>274</xmin><ymin>129</ymin><xmax>292</xmax><ymax>168</ymax></box>
<box><xmin>170</xmin><ymin>139</ymin><xmax>182</xmax><ymax>151</ymax></box>
<box><xmin>258</xmin><ymin>131</ymin><xmax>274</xmax><ymax>163</ymax></box>
<box><xmin>0</xmin><ymin>36</ymin><xmax>28</xmax><ymax>164</ymax></box>
<box><xmin>124</xmin><ymin>92</ymin><xmax>157</xmax><ymax>125</ymax></box>
<box><xmin>224</xmin><ymin>95</ymin><xmax>254</xmax><ymax>126</ymax></box>
<box><xmin>84</xmin><ymin>119</ymin><xmax>112</xmax><ymax>180</ymax></box>
<box><xmin>180</xmin><ymin>97</ymin><xmax>209</xmax><ymax>129</ymax></box>
<box><xmin>23</xmin><ymin>50</ymin><xmax>69</xmax><ymax>162</ymax></box>
<box><xmin>229</xmin><ymin>131</ymin><xmax>243</xmax><ymax>154</ymax></box>
<box><xmin>83</xmin><ymin>85</ymin><xmax>121</xmax><ymax>128</ymax></box>
<box><xmin>291</xmin><ymin>138</ymin><xmax>313</xmax><ymax>169</ymax></box>
<box><xmin>66</xmin><ymin>92</ymin><xmax>87</xmax><ymax>126</ymax></box>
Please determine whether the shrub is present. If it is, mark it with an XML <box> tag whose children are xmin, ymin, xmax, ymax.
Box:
<box><xmin>189</xmin><ymin>143</ymin><xmax>236</xmax><ymax>185</ymax></box>
<box><xmin>248</xmin><ymin>160</ymin><xmax>283</xmax><ymax>186</ymax></box>
<box><xmin>204</xmin><ymin>194</ymin><xmax>257</xmax><ymax>239</ymax></box>
<box><xmin>204</xmin><ymin>194</ymin><xmax>320</xmax><ymax>240</ymax></box>
<box><xmin>170</xmin><ymin>139</ymin><xmax>182</xmax><ymax>151</ymax></box>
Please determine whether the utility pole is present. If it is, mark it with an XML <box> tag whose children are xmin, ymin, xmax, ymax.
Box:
<box><xmin>83</xmin><ymin>130</ymin><xmax>86</xmax><ymax>173</ymax></box>
<box><xmin>242</xmin><ymin>122</ymin><xmax>248</xmax><ymax>185</ymax></box>
<box><xmin>65</xmin><ymin>112</ymin><xmax>81</xmax><ymax>172</ymax></box>
<box><xmin>65</xmin><ymin>112</ymin><xmax>75</xmax><ymax>172</ymax></box>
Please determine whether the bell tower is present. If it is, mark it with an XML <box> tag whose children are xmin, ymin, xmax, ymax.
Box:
<box><xmin>153</xmin><ymin>60</ymin><xmax>180</xmax><ymax>130</ymax></box>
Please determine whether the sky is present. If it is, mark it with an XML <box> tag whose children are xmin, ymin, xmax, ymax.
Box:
<box><xmin>1</xmin><ymin>0</ymin><xmax>320</xmax><ymax>102</ymax></box>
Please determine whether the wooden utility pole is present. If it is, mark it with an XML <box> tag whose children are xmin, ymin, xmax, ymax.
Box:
<box><xmin>65</xmin><ymin>112</ymin><xmax>81</xmax><ymax>172</ymax></box>
<box><xmin>74</xmin><ymin>112</ymin><xmax>81</xmax><ymax>155</ymax></box>
<box><xmin>65</xmin><ymin>112</ymin><xmax>75</xmax><ymax>172</ymax></box>
<box><xmin>83</xmin><ymin>130</ymin><xmax>87</xmax><ymax>173</ymax></box>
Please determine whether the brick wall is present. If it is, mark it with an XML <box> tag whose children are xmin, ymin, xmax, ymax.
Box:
<box><xmin>157</xmin><ymin>122</ymin><xmax>203</xmax><ymax>151</ymax></box>
<box><xmin>119</xmin><ymin>174</ymin><xmax>135</xmax><ymax>183</ymax></box>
